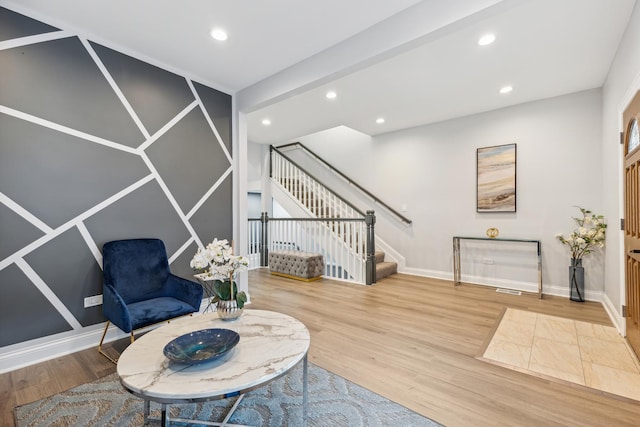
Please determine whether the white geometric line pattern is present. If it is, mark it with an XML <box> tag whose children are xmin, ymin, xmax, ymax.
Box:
<box><xmin>137</xmin><ymin>100</ymin><xmax>198</xmax><ymax>153</ymax></box>
<box><xmin>0</xmin><ymin>105</ymin><xmax>139</xmax><ymax>154</ymax></box>
<box><xmin>188</xmin><ymin>79</ymin><xmax>233</xmax><ymax>165</ymax></box>
<box><xmin>0</xmin><ymin>8</ymin><xmax>232</xmax><ymax>351</ymax></box>
<box><xmin>138</xmin><ymin>151</ymin><xmax>205</xmax><ymax>249</ymax></box>
<box><xmin>0</xmin><ymin>191</ymin><xmax>53</xmax><ymax>234</ymax></box>
<box><xmin>187</xmin><ymin>166</ymin><xmax>233</xmax><ymax>220</ymax></box>
<box><xmin>15</xmin><ymin>258</ymin><xmax>83</xmax><ymax>330</ymax></box>
<box><xmin>0</xmin><ymin>174</ymin><xmax>155</xmax><ymax>272</ymax></box>
<box><xmin>80</xmin><ymin>37</ymin><xmax>152</xmax><ymax>140</ymax></box>
<box><xmin>0</xmin><ymin>30</ymin><xmax>72</xmax><ymax>51</ymax></box>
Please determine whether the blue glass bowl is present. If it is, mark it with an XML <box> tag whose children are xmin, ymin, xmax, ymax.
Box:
<box><xmin>163</xmin><ymin>328</ymin><xmax>240</xmax><ymax>364</ymax></box>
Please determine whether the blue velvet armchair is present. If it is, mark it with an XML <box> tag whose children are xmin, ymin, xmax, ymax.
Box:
<box><xmin>98</xmin><ymin>238</ymin><xmax>203</xmax><ymax>363</ymax></box>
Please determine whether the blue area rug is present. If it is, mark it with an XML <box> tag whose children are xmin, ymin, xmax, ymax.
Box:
<box><xmin>15</xmin><ymin>362</ymin><xmax>442</xmax><ymax>426</ymax></box>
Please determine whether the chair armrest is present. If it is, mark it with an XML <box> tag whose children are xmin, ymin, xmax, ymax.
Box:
<box><xmin>102</xmin><ymin>283</ymin><xmax>133</xmax><ymax>333</ymax></box>
<box><xmin>165</xmin><ymin>274</ymin><xmax>204</xmax><ymax>311</ymax></box>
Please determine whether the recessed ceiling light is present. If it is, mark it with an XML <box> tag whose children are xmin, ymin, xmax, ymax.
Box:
<box><xmin>478</xmin><ymin>34</ymin><xmax>496</xmax><ymax>46</ymax></box>
<box><xmin>499</xmin><ymin>86</ymin><xmax>513</xmax><ymax>94</ymax></box>
<box><xmin>376</xmin><ymin>117</ymin><xmax>385</xmax><ymax>124</ymax></box>
<box><xmin>325</xmin><ymin>91</ymin><xmax>337</xmax><ymax>99</ymax></box>
<box><xmin>261</xmin><ymin>119</ymin><xmax>271</xmax><ymax>126</ymax></box>
<box><xmin>210</xmin><ymin>29</ymin><xmax>228</xmax><ymax>41</ymax></box>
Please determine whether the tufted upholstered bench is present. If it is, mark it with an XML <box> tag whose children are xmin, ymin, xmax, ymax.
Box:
<box><xmin>268</xmin><ymin>250</ymin><xmax>324</xmax><ymax>282</ymax></box>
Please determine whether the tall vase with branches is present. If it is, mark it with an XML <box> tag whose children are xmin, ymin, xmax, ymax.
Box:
<box><xmin>556</xmin><ymin>207</ymin><xmax>606</xmax><ymax>302</ymax></box>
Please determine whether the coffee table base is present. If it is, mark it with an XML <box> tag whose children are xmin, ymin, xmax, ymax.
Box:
<box><xmin>139</xmin><ymin>354</ymin><xmax>308</xmax><ymax>427</ymax></box>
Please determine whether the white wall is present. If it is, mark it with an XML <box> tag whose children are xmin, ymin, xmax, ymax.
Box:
<box><xmin>276</xmin><ymin>89</ymin><xmax>605</xmax><ymax>298</ymax></box>
<box><xmin>601</xmin><ymin>2</ymin><xmax>640</xmax><ymax>330</ymax></box>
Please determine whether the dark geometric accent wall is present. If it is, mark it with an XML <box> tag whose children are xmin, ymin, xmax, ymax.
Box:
<box><xmin>0</xmin><ymin>203</ymin><xmax>44</xmax><ymax>261</ymax></box>
<box><xmin>194</xmin><ymin>81</ymin><xmax>233</xmax><ymax>154</ymax></box>
<box><xmin>0</xmin><ymin>37</ymin><xmax>146</xmax><ymax>147</ymax></box>
<box><xmin>0</xmin><ymin>7</ymin><xmax>59</xmax><ymax>40</ymax></box>
<box><xmin>83</xmin><ymin>180</ymin><xmax>193</xmax><ymax>256</ymax></box>
<box><xmin>0</xmin><ymin>112</ymin><xmax>149</xmax><ymax>229</ymax></box>
<box><xmin>24</xmin><ymin>228</ymin><xmax>104</xmax><ymax>327</ymax></box>
<box><xmin>90</xmin><ymin>42</ymin><xmax>196</xmax><ymax>137</ymax></box>
<box><xmin>146</xmin><ymin>107</ymin><xmax>231</xmax><ymax>214</ymax></box>
<box><xmin>0</xmin><ymin>6</ymin><xmax>233</xmax><ymax>348</ymax></box>
<box><xmin>0</xmin><ymin>265</ymin><xmax>72</xmax><ymax>347</ymax></box>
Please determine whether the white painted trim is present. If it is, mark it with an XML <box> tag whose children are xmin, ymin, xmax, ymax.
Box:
<box><xmin>0</xmin><ymin>191</ymin><xmax>52</xmax><ymax>233</ymax></box>
<box><xmin>236</xmin><ymin>108</ymin><xmax>248</xmax><ymax>295</ymax></box>
<box><xmin>0</xmin><ymin>301</ymin><xmax>215</xmax><ymax>374</ymax></box>
<box><xmin>140</xmin><ymin>153</ymin><xmax>196</xmax><ymax>227</ymax></box>
<box><xmin>0</xmin><ymin>105</ymin><xmax>138</xmax><ymax>154</ymax></box>
<box><xmin>0</xmin><ymin>30</ymin><xmax>73</xmax><ymax>51</ymax></box>
<box><xmin>77</xmin><ymin>222</ymin><xmax>103</xmax><ymax>269</ymax></box>
<box><xmin>401</xmin><ymin>267</ymin><xmax>451</xmax><ymax>280</ymax></box>
<box><xmin>186</xmin><ymin>166</ymin><xmax>233</xmax><ymax>220</ymax></box>
<box><xmin>137</xmin><ymin>100</ymin><xmax>198</xmax><ymax>152</ymax></box>
<box><xmin>169</xmin><ymin>237</ymin><xmax>195</xmax><ymax>264</ymax></box>
<box><xmin>602</xmin><ymin>291</ymin><xmax>625</xmax><ymax>334</ymax></box>
<box><xmin>0</xmin><ymin>174</ymin><xmax>154</xmax><ymax>271</ymax></box>
<box><xmin>375</xmin><ymin>236</ymin><xmax>405</xmax><ymax>270</ymax></box>
<box><xmin>400</xmin><ymin>267</ymin><xmax>603</xmax><ymax>301</ymax></box>
<box><xmin>0</xmin><ymin>323</ymin><xmax>108</xmax><ymax>374</ymax></box>
<box><xmin>187</xmin><ymin>79</ymin><xmax>233</xmax><ymax>166</ymax></box>
<box><xmin>15</xmin><ymin>259</ymin><xmax>83</xmax><ymax>330</ymax></box>
<box><xmin>80</xmin><ymin>37</ymin><xmax>151</xmax><ymax>140</ymax></box>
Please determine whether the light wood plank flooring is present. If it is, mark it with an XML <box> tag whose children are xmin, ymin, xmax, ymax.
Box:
<box><xmin>3</xmin><ymin>270</ymin><xmax>640</xmax><ymax>426</ymax></box>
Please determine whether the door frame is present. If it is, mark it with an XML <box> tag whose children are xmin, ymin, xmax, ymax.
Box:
<box><xmin>617</xmin><ymin>73</ymin><xmax>640</xmax><ymax>336</ymax></box>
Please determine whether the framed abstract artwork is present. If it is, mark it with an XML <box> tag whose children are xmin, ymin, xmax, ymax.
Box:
<box><xmin>477</xmin><ymin>143</ymin><xmax>516</xmax><ymax>212</ymax></box>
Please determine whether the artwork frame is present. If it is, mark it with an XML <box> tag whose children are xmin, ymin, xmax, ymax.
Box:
<box><xmin>477</xmin><ymin>143</ymin><xmax>517</xmax><ymax>213</ymax></box>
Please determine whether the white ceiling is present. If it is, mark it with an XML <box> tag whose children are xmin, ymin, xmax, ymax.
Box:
<box><xmin>6</xmin><ymin>0</ymin><xmax>637</xmax><ymax>145</ymax></box>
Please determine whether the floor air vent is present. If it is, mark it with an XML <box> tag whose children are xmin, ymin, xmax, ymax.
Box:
<box><xmin>496</xmin><ymin>288</ymin><xmax>521</xmax><ymax>296</ymax></box>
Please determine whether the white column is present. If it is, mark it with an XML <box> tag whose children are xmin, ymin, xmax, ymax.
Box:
<box><xmin>234</xmin><ymin>105</ymin><xmax>249</xmax><ymax>298</ymax></box>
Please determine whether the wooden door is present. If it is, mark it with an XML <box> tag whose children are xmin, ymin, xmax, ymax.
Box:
<box><xmin>624</xmin><ymin>91</ymin><xmax>640</xmax><ymax>357</ymax></box>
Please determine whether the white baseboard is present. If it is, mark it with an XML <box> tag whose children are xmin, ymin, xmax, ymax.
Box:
<box><xmin>602</xmin><ymin>292</ymin><xmax>625</xmax><ymax>335</ymax></box>
<box><xmin>0</xmin><ymin>298</ymin><xmax>213</xmax><ymax>374</ymax></box>
<box><xmin>0</xmin><ymin>323</ymin><xmax>121</xmax><ymax>374</ymax></box>
<box><xmin>401</xmin><ymin>267</ymin><xmax>450</xmax><ymax>280</ymax></box>
<box><xmin>400</xmin><ymin>267</ymin><xmax>603</xmax><ymax>301</ymax></box>
<box><xmin>375</xmin><ymin>237</ymin><xmax>406</xmax><ymax>270</ymax></box>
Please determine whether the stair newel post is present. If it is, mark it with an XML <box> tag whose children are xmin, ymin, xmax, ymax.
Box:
<box><xmin>260</xmin><ymin>212</ymin><xmax>269</xmax><ymax>267</ymax></box>
<box><xmin>365</xmin><ymin>210</ymin><xmax>376</xmax><ymax>285</ymax></box>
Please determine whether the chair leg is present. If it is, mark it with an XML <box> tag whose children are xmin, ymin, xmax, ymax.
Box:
<box><xmin>99</xmin><ymin>321</ymin><xmax>136</xmax><ymax>364</ymax></box>
<box><xmin>98</xmin><ymin>321</ymin><xmax>119</xmax><ymax>364</ymax></box>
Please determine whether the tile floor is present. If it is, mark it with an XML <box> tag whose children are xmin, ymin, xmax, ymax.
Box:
<box><xmin>482</xmin><ymin>308</ymin><xmax>640</xmax><ymax>401</ymax></box>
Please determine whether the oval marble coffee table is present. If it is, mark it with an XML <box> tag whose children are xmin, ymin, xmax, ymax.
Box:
<box><xmin>117</xmin><ymin>309</ymin><xmax>310</xmax><ymax>427</ymax></box>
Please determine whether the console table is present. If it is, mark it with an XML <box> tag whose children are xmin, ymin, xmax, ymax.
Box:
<box><xmin>452</xmin><ymin>236</ymin><xmax>543</xmax><ymax>299</ymax></box>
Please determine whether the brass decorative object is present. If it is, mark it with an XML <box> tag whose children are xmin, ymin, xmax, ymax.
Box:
<box><xmin>486</xmin><ymin>227</ymin><xmax>499</xmax><ymax>239</ymax></box>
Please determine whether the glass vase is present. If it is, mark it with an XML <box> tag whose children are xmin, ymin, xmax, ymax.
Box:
<box><xmin>569</xmin><ymin>258</ymin><xmax>585</xmax><ymax>302</ymax></box>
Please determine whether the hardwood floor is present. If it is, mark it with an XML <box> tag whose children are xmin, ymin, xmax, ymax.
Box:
<box><xmin>3</xmin><ymin>269</ymin><xmax>640</xmax><ymax>426</ymax></box>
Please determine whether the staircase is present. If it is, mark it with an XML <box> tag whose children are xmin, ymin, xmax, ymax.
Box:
<box><xmin>269</xmin><ymin>145</ymin><xmax>400</xmax><ymax>283</ymax></box>
<box><xmin>376</xmin><ymin>251</ymin><xmax>398</xmax><ymax>281</ymax></box>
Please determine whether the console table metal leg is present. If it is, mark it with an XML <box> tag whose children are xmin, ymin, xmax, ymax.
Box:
<box><xmin>453</xmin><ymin>237</ymin><xmax>461</xmax><ymax>286</ymax></box>
<box><xmin>303</xmin><ymin>353</ymin><xmax>308</xmax><ymax>426</ymax></box>
<box><xmin>537</xmin><ymin>241</ymin><xmax>543</xmax><ymax>299</ymax></box>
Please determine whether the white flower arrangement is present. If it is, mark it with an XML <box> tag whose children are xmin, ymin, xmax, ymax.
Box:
<box><xmin>190</xmin><ymin>238</ymin><xmax>249</xmax><ymax>280</ymax></box>
<box><xmin>555</xmin><ymin>207</ymin><xmax>606</xmax><ymax>260</ymax></box>
<box><xmin>191</xmin><ymin>238</ymin><xmax>249</xmax><ymax>307</ymax></box>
